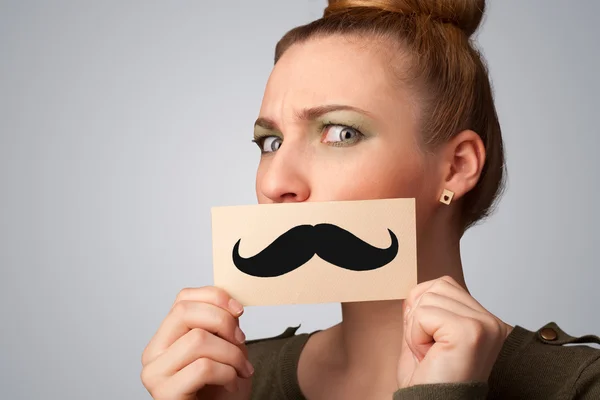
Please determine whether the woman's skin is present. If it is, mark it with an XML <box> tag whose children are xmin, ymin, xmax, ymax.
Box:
<box><xmin>140</xmin><ymin>34</ymin><xmax>512</xmax><ymax>400</ymax></box>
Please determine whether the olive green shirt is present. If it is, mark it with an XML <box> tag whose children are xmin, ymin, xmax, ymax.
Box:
<box><xmin>246</xmin><ymin>322</ymin><xmax>600</xmax><ymax>399</ymax></box>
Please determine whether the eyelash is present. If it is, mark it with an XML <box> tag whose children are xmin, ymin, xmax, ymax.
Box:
<box><xmin>252</xmin><ymin>123</ymin><xmax>365</xmax><ymax>153</ymax></box>
<box><xmin>320</xmin><ymin>122</ymin><xmax>362</xmax><ymax>132</ymax></box>
<box><xmin>320</xmin><ymin>122</ymin><xmax>365</xmax><ymax>147</ymax></box>
<box><xmin>251</xmin><ymin>133</ymin><xmax>278</xmax><ymax>154</ymax></box>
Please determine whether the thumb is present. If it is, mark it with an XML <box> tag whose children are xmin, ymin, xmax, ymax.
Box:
<box><xmin>397</xmin><ymin>305</ymin><xmax>418</xmax><ymax>388</ymax></box>
<box><xmin>236</xmin><ymin>317</ymin><xmax>249</xmax><ymax>358</ymax></box>
<box><xmin>397</xmin><ymin>331</ymin><xmax>418</xmax><ymax>388</ymax></box>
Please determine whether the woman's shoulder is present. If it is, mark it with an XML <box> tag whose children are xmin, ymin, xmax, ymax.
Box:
<box><xmin>245</xmin><ymin>326</ymin><xmax>315</xmax><ymax>400</ymax></box>
<box><xmin>490</xmin><ymin>322</ymin><xmax>600</xmax><ymax>399</ymax></box>
<box><xmin>245</xmin><ymin>326</ymin><xmax>311</xmax><ymax>361</ymax></box>
<box><xmin>244</xmin><ymin>322</ymin><xmax>600</xmax><ymax>399</ymax></box>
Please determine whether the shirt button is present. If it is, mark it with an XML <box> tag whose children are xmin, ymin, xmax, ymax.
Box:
<box><xmin>540</xmin><ymin>327</ymin><xmax>558</xmax><ymax>341</ymax></box>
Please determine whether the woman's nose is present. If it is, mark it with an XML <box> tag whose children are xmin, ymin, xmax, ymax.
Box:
<box><xmin>258</xmin><ymin>146</ymin><xmax>310</xmax><ymax>203</ymax></box>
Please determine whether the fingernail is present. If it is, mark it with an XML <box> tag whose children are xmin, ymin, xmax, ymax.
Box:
<box><xmin>229</xmin><ymin>298</ymin><xmax>244</xmax><ymax>315</ymax></box>
<box><xmin>235</xmin><ymin>326</ymin><xmax>246</xmax><ymax>344</ymax></box>
<box><xmin>245</xmin><ymin>360</ymin><xmax>254</xmax><ymax>377</ymax></box>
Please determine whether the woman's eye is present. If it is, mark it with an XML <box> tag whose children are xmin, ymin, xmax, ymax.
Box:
<box><xmin>322</xmin><ymin>125</ymin><xmax>362</xmax><ymax>144</ymax></box>
<box><xmin>261</xmin><ymin>136</ymin><xmax>282</xmax><ymax>153</ymax></box>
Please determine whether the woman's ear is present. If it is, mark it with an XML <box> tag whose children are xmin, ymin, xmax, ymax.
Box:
<box><xmin>438</xmin><ymin>130</ymin><xmax>486</xmax><ymax>202</ymax></box>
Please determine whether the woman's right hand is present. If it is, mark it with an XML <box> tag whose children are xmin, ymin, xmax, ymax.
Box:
<box><xmin>141</xmin><ymin>286</ymin><xmax>254</xmax><ymax>400</ymax></box>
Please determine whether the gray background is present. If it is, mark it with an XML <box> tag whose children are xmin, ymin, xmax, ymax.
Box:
<box><xmin>1</xmin><ymin>1</ymin><xmax>598</xmax><ymax>399</ymax></box>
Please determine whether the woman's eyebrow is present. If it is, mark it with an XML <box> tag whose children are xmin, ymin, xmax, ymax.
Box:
<box><xmin>254</xmin><ymin>104</ymin><xmax>373</xmax><ymax>131</ymax></box>
<box><xmin>254</xmin><ymin>117</ymin><xmax>278</xmax><ymax>131</ymax></box>
<box><xmin>296</xmin><ymin>104</ymin><xmax>373</xmax><ymax>121</ymax></box>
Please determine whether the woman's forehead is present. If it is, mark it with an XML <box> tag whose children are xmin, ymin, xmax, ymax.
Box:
<box><xmin>260</xmin><ymin>36</ymin><xmax>410</xmax><ymax>119</ymax></box>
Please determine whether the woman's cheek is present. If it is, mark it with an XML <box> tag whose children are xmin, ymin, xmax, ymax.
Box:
<box><xmin>310</xmin><ymin>158</ymin><xmax>425</xmax><ymax>202</ymax></box>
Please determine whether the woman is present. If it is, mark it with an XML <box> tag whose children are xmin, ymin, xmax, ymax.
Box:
<box><xmin>140</xmin><ymin>1</ymin><xmax>600</xmax><ymax>399</ymax></box>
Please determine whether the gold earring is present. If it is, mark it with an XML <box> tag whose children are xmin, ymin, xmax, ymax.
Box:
<box><xmin>440</xmin><ymin>189</ymin><xmax>454</xmax><ymax>205</ymax></box>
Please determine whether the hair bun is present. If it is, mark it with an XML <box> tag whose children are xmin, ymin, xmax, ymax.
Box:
<box><xmin>326</xmin><ymin>0</ymin><xmax>485</xmax><ymax>37</ymax></box>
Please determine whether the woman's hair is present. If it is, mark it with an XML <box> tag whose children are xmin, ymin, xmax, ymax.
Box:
<box><xmin>274</xmin><ymin>0</ymin><xmax>505</xmax><ymax>232</ymax></box>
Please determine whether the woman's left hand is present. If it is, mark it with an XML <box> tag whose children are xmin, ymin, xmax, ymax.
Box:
<box><xmin>397</xmin><ymin>276</ymin><xmax>512</xmax><ymax>388</ymax></box>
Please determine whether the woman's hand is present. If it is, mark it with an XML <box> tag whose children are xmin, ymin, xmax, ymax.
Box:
<box><xmin>397</xmin><ymin>276</ymin><xmax>512</xmax><ymax>388</ymax></box>
<box><xmin>141</xmin><ymin>286</ymin><xmax>253</xmax><ymax>400</ymax></box>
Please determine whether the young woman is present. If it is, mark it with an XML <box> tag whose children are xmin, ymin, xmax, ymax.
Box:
<box><xmin>140</xmin><ymin>1</ymin><xmax>600</xmax><ymax>399</ymax></box>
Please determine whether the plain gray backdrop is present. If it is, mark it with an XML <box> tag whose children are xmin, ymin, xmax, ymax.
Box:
<box><xmin>1</xmin><ymin>1</ymin><xmax>599</xmax><ymax>399</ymax></box>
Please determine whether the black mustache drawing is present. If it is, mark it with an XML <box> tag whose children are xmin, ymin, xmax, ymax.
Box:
<box><xmin>232</xmin><ymin>223</ymin><xmax>398</xmax><ymax>278</ymax></box>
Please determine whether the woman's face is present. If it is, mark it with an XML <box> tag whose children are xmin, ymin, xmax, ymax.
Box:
<box><xmin>254</xmin><ymin>35</ymin><xmax>443</xmax><ymax>227</ymax></box>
